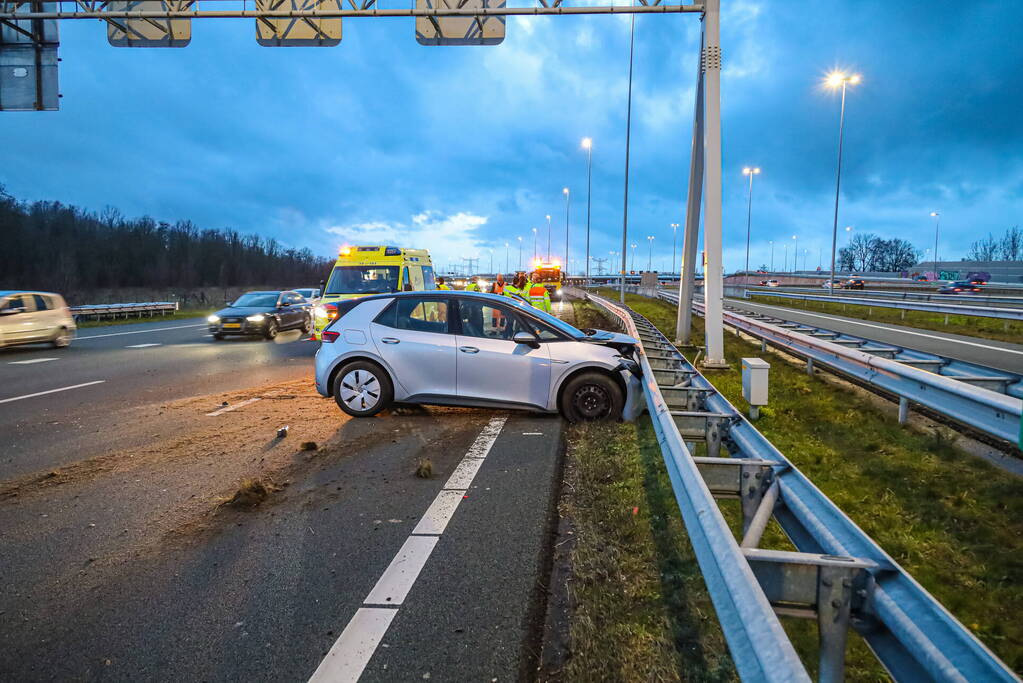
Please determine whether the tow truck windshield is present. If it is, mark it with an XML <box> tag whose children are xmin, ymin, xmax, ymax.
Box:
<box><xmin>326</xmin><ymin>266</ymin><xmax>400</xmax><ymax>295</ymax></box>
<box><xmin>533</xmin><ymin>268</ymin><xmax>562</xmax><ymax>282</ymax></box>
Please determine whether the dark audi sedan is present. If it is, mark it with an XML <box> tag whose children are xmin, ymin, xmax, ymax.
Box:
<box><xmin>208</xmin><ymin>290</ymin><xmax>312</xmax><ymax>340</ymax></box>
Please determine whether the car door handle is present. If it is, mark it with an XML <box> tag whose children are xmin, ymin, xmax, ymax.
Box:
<box><xmin>551</xmin><ymin>359</ymin><xmax>570</xmax><ymax>364</ymax></box>
<box><xmin>381</xmin><ymin>337</ymin><xmax>400</xmax><ymax>344</ymax></box>
<box><xmin>459</xmin><ymin>346</ymin><xmax>479</xmax><ymax>354</ymax></box>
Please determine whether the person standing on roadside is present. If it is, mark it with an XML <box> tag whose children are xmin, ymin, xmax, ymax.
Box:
<box><xmin>491</xmin><ymin>274</ymin><xmax>506</xmax><ymax>295</ymax></box>
<box><xmin>437</xmin><ymin>277</ymin><xmax>450</xmax><ymax>290</ymax></box>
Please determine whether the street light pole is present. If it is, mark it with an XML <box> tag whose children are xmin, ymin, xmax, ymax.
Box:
<box><xmin>670</xmin><ymin>223</ymin><xmax>679</xmax><ymax>275</ymax></box>
<box><xmin>532</xmin><ymin>227</ymin><xmax>538</xmax><ymax>263</ymax></box>
<box><xmin>742</xmin><ymin>166</ymin><xmax>760</xmax><ymax>286</ymax></box>
<box><xmin>630</xmin><ymin>242</ymin><xmax>637</xmax><ymax>272</ymax></box>
<box><xmin>545</xmin><ymin>214</ymin><xmax>552</xmax><ymax>261</ymax></box>
<box><xmin>792</xmin><ymin>235</ymin><xmax>797</xmax><ymax>273</ymax></box>
<box><xmin>516</xmin><ymin>237</ymin><xmax>522</xmax><ymax>271</ymax></box>
<box><xmin>826</xmin><ymin>71</ymin><xmax>860</xmax><ymax>296</ymax></box>
<box><xmin>769</xmin><ymin>240</ymin><xmax>774</xmax><ymax>271</ymax></box>
<box><xmin>504</xmin><ymin>242</ymin><xmax>509</xmax><ymax>273</ymax></box>
<box><xmin>582</xmin><ymin>137</ymin><xmax>593</xmax><ymax>283</ymax></box>
<box><xmin>646</xmin><ymin>235</ymin><xmax>654</xmax><ymax>271</ymax></box>
<box><xmin>563</xmin><ymin>187</ymin><xmax>571</xmax><ymax>273</ymax></box>
<box><xmin>620</xmin><ymin>9</ymin><xmax>636</xmax><ymax>303</ymax></box>
<box><xmin>930</xmin><ymin>211</ymin><xmax>940</xmax><ymax>278</ymax></box>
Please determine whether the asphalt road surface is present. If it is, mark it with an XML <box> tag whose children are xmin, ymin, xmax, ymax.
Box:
<box><xmin>725</xmin><ymin>298</ymin><xmax>1023</xmax><ymax>373</ymax></box>
<box><xmin>0</xmin><ymin>317</ymin><xmax>568</xmax><ymax>681</ymax></box>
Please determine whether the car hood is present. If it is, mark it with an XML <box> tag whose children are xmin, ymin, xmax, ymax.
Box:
<box><xmin>579</xmin><ymin>329</ymin><xmax>639</xmax><ymax>354</ymax></box>
<box><xmin>213</xmin><ymin>306</ymin><xmax>276</xmax><ymax>317</ymax></box>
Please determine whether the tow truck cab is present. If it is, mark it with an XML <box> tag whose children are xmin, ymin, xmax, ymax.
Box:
<box><xmin>312</xmin><ymin>246</ymin><xmax>434</xmax><ymax>339</ymax></box>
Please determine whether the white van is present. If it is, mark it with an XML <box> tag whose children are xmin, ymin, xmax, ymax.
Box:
<box><xmin>0</xmin><ymin>291</ymin><xmax>76</xmax><ymax>349</ymax></box>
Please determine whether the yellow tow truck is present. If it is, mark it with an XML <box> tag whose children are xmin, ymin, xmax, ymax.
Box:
<box><xmin>530</xmin><ymin>259</ymin><xmax>565</xmax><ymax>301</ymax></box>
<box><xmin>312</xmin><ymin>245</ymin><xmax>435</xmax><ymax>339</ymax></box>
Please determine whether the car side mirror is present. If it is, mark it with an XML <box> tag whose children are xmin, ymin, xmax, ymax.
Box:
<box><xmin>280</xmin><ymin>301</ymin><xmax>291</xmax><ymax>307</ymax></box>
<box><xmin>513</xmin><ymin>331</ymin><xmax>540</xmax><ymax>349</ymax></box>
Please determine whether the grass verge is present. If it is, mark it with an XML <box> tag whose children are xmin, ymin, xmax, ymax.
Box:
<box><xmin>76</xmin><ymin>308</ymin><xmax>215</xmax><ymax>328</ymax></box>
<box><xmin>603</xmin><ymin>290</ymin><xmax>1023</xmax><ymax>676</ymax></box>
<box><xmin>563</xmin><ymin>421</ymin><xmax>736</xmax><ymax>682</ymax></box>
<box><xmin>747</xmin><ymin>293</ymin><xmax>1023</xmax><ymax>344</ymax></box>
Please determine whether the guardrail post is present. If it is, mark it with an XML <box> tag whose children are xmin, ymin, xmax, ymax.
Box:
<box><xmin>816</xmin><ymin>564</ymin><xmax>856</xmax><ymax>683</ymax></box>
<box><xmin>898</xmin><ymin>397</ymin><xmax>909</xmax><ymax>424</ymax></box>
<box><xmin>806</xmin><ymin>357</ymin><xmax>814</xmax><ymax>376</ymax></box>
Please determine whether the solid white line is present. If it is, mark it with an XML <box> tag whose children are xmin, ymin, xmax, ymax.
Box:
<box><xmin>8</xmin><ymin>358</ymin><xmax>58</xmax><ymax>365</ymax></box>
<box><xmin>205</xmin><ymin>397</ymin><xmax>261</xmax><ymax>416</ymax></box>
<box><xmin>310</xmin><ymin>415</ymin><xmax>508</xmax><ymax>682</ymax></box>
<box><xmin>522</xmin><ymin>432</ymin><xmax>544</xmax><ymax>435</ymax></box>
<box><xmin>0</xmin><ymin>380</ymin><xmax>105</xmax><ymax>405</ymax></box>
<box><xmin>76</xmin><ymin>323</ymin><xmax>205</xmax><ymax>340</ymax></box>
<box><xmin>125</xmin><ymin>343</ymin><xmax>162</xmax><ymax>349</ymax></box>
<box><xmin>737</xmin><ymin>301</ymin><xmax>1023</xmax><ymax>357</ymax></box>
<box><xmin>363</xmin><ymin>535</ymin><xmax>439</xmax><ymax>606</ymax></box>
<box><xmin>411</xmin><ymin>490</ymin><xmax>466</xmax><ymax>536</ymax></box>
<box><xmin>308</xmin><ymin>608</ymin><xmax>397</xmax><ymax>683</ymax></box>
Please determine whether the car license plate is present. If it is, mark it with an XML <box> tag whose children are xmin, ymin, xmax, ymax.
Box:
<box><xmin>223</xmin><ymin>323</ymin><xmax>241</xmax><ymax>329</ymax></box>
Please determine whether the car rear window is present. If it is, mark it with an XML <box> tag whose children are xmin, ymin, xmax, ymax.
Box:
<box><xmin>375</xmin><ymin>298</ymin><xmax>449</xmax><ymax>334</ymax></box>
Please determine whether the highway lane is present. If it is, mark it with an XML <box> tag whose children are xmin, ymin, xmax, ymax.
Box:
<box><xmin>0</xmin><ymin>317</ymin><xmax>317</xmax><ymax>480</ymax></box>
<box><xmin>0</xmin><ymin>405</ymin><xmax>565</xmax><ymax>681</ymax></box>
<box><xmin>724</xmin><ymin>298</ymin><xmax>1023</xmax><ymax>373</ymax></box>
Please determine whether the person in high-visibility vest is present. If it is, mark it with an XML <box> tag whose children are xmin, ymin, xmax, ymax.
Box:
<box><xmin>527</xmin><ymin>272</ymin><xmax>552</xmax><ymax>312</ymax></box>
<box><xmin>465</xmin><ymin>276</ymin><xmax>481</xmax><ymax>292</ymax></box>
<box><xmin>436</xmin><ymin>277</ymin><xmax>450</xmax><ymax>290</ymax></box>
<box><xmin>490</xmin><ymin>274</ymin><xmax>505</xmax><ymax>295</ymax></box>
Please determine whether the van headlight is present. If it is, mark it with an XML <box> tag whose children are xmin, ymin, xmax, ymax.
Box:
<box><xmin>314</xmin><ymin>305</ymin><xmax>327</xmax><ymax>318</ymax></box>
<box><xmin>246</xmin><ymin>314</ymin><xmax>266</xmax><ymax>322</ymax></box>
<box><xmin>207</xmin><ymin>315</ymin><xmax>220</xmax><ymax>323</ymax></box>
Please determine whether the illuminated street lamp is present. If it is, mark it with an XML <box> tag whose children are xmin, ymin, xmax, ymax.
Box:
<box><xmin>516</xmin><ymin>237</ymin><xmax>522</xmax><ymax>271</ymax></box>
<box><xmin>769</xmin><ymin>240</ymin><xmax>774</xmax><ymax>271</ymax></box>
<box><xmin>825</xmin><ymin>70</ymin><xmax>861</xmax><ymax>293</ymax></box>
<box><xmin>532</xmin><ymin>227</ymin><xmax>539</xmax><ymax>262</ymax></box>
<box><xmin>646</xmin><ymin>235</ymin><xmax>654</xmax><ymax>271</ymax></box>
<box><xmin>791</xmin><ymin>234</ymin><xmax>797</xmax><ymax>272</ymax></box>
<box><xmin>930</xmin><ymin>211</ymin><xmax>940</xmax><ymax>278</ymax></box>
<box><xmin>742</xmin><ymin>166</ymin><xmax>761</xmax><ymax>285</ymax></box>
<box><xmin>582</xmin><ymin>138</ymin><xmax>593</xmax><ymax>283</ymax></box>
<box><xmin>630</xmin><ymin>242</ymin><xmax>637</xmax><ymax>272</ymax></box>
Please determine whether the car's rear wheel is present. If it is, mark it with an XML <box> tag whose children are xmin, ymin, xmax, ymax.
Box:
<box><xmin>560</xmin><ymin>372</ymin><xmax>623</xmax><ymax>422</ymax></box>
<box><xmin>333</xmin><ymin>361</ymin><xmax>393</xmax><ymax>417</ymax></box>
<box><xmin>51</xmin><ymin>327</ymin><xmax>72</xmax><ymax>348</ymax></box>
<box><xmin>302</xmin><ymin>316</ymin><xmax>313</xmax><ymax>334</ymax></box>
<box><xmin>263</xmin><ymin>319</ymin><xmax>278</xmax><ymax>340</ymax></box>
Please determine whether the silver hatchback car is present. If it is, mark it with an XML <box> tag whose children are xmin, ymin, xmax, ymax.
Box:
<box><xmin>314</xmin><ymin>291</ymin><xmax>641</xmax><ymax>421</ymax></box>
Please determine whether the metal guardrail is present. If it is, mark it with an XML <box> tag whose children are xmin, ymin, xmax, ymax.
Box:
<box><xmin>741</xmin><ymin>285</ymin><xmax>1023</xmax><ymax>308</ymax></box>
<box><xmin>69</xmin><ymin>301</ymin><xmax>179</xmax><ymax>321</ymax></box>
<box><xmin>575</xmin><ymin>288</ymin><xmax>1020</xmax><ymax>682</ymax></box>
<box><xmin>742</xmin><ymin>290</ymin><xmax>1023</xmax><ymax>321</ymax></box>
<box><xmin>657</xmin><ymin>289</ymin><xmax>1022</xmax><ymax>448</ymax></box>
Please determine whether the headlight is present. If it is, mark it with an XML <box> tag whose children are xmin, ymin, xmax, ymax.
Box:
<box><xmin>207</xmin><ymin>315</ymin><xmax>220</xmax><ymax>323</ymax></box>
<box><xmin>314</xmin><ymin>305</ymin><xmax>327</xmax><ymax>318</ymax></box>
<box><xmin>246</xmin><ymin>314</ymin><xmax>266</xmax><ymax>322</ymax></box>
<box><xmin>556</xmin><ymin>288</ymin><xmax>563</xmax><ymax>295</ymax></box>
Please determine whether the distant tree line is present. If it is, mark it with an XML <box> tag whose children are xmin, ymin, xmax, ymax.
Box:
<box><xmin>0</xmin><ymin>186</ymin><xmax>333</xmax><ymax>292</ymax></box>
<box><xmin>835</xmin><ymin>233</ymin><xmax>919</xmax><ymax>272</ymax></box>
<box><xmin>966</xmin><ymin>226</ymin><xmax>1022</xmax><ymax>262</ymax></box>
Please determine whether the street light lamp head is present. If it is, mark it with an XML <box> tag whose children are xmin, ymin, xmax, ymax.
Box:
<box><xmin>581</xmin><ymin>137</ymin><xmax>592</xmax><ymax>150</ymax></box>
<box><xmin>930</xmin><ymin>211</ymin><xmax>939</xmax><ymax>217</ymax></box>
<box><xmin>743</xmin><ymin>166</ymin><xmax>761</xmax><ymax>175</ymax></box>
<box><xmin>545</xmin><ymin>214</ymin><xmax>551</xmax><ymax>220</ymax></box>
<box><xmin>825</xmin><ymin>70</ymin><xmax>861</xmax><ymax>89</ymax></box>
<box><xmin>562</xmin><ymin>187</ymin><xmax>569</xmax><ymax>195</ymax></box>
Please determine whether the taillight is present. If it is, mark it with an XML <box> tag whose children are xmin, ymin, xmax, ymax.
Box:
<box><xmin>322</xmin><ymin>331</ymin><xmax>341</xmax><ymax>343</ymax></box>
<box><xmin>324</xmin><ymin>303</ymin><xmax>339</xmax><ymax>320</ymax></box>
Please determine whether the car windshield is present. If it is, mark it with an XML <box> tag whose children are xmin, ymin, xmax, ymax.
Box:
<box><xmin>501</xmin><ymin>296</ymin><xmax>585</xmax><ymax>338</ymax></box>
<box><xmin>326</xmin><ymin>266</ymin><xmax>400</xmax><ymax>295</ymax></box>
<box><xmin>232</xmin><ymin>293</ymin><xmax>279</xmax><ymax>307</ymax></box>
<box><xmin>295</xmin><ymin>289</ymin><xmax>318</xmax><ymax>298</ymax></box>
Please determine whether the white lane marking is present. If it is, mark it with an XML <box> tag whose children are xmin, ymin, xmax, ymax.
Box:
<box><xmin>8</xmin><ymin>358</ymin><xmax>58</xmax><ymax>365</ymax></box>
<box><xmin>411</xmin><ymin>490</ymin><xmax>465</xmax><ymax>536</ymax></box>
<box><xmin>0</xmin><ymin>380</ymin><xmax>105</xmax><ymax>405</ymax></box>
<box><xmin>205</xmin><ymin>397</ymin><xmax>261</xmax><ymax>416</ymax></box>
<box><xmin>125</xmin><ymin>343</ymin><xmax>162</xmax><ymax>349</ymax></box>
<box><xmin>736</xmin><ymin>301</ymin><xmax>1023</xmax><ymax>357</ymax></box>
<box><xmin>311</xmin><ymin>415</ymin><xmax>508</xmax><ymax>682</ymax></box>
<box><xmin>76</xmin><ymin>323</ymin><xmax>205</xmax><ymax>340</ymax></box>
<box><xmin>522</xmin><ymin>432</ymin><xmax>544</xmax><ymax>435</ymax></box>
<box><xmin>363</xmin><ymin>535</ymin><xmax>439</xmax><ymax>606</ymax></box>
<box><xmin>308</xmin><ymin>608</ymin><xmax>397</xmax><ymax>683</ymax></box>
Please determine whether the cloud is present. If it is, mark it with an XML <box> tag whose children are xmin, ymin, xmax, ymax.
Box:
<box><xmin>323</xmin><ymin>211</ymin><xmax>491</xmax><ymax>269</ymax></box>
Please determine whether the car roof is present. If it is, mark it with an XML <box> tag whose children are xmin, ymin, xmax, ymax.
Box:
<box><xmin>243</xmin><ymin>290</ymin><xmax>287</xmax><ymax>295</ymax></box>
<box><xmin>0</xmin><ymin>290</ymin><xmax>60</xmax><ymax>297</ymax></box>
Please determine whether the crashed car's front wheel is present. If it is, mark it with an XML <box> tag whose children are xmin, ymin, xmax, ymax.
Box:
<box><xmin>560</xmin><ymin>372</ymin><xmax>623</xmax><ymax>422</ymax></box>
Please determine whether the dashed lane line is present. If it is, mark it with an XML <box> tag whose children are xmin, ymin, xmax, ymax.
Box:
<box><xmin>308</xmin><ymin>415</ymin><xmax>508</xmax><ymax>683</ymax></box>
<box><xmin>8</xmin><ymin>358</ymin><xmax>59</xmax><ymax>365</ymax></box>
<box><xmin>0</xmin><ymin>380</ymin><xmax>106</xmax><ymax>405</ymax></box>
<box><xmin>205</xmin><ymin>398</ymin><xmax>261</xmax><ymax>417</ymax></box>
<box><xmin>125</xmin><ymin>343</ymin><xmax>162</xmax><ymax>349</ymax></box>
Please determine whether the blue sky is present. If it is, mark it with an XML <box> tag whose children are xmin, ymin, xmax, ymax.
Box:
<box><xmin>2</xmin><ymin>0</ymin><xmax>1021</xmax><ymax>275</ymax></box>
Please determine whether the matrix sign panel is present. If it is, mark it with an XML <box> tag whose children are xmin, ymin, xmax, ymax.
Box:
<box><xmin>107</xmin><ymin>1</ymin><xmax>193</xmax><ymax>47</ymax></box>
<box><xmin>416</xmin><ymin>0</ymin><xmax>505</xmax><ymax>46</ymax></box>
<box><xmin>0</xmin><ymin>4</ymin><xmax>59</xmax><ymax>110</ymax></box>
<box><xmin>255</xmin><ymin>0</ymin><xmax>342</xmax><ymax>46</ymax></box>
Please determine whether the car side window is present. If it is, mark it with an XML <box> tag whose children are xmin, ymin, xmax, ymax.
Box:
<box><xmin>401</xmin><ymin>266</ymin><xmax>413</xmax><ymax>292</ymax></box>
<box><xmin>376</xmin><ymin>298</ymin><xmax>449</xmax><ymax>334</ymax></box>
<box><xmin>286</xmin><ymin>293</ymin><xmax>303</xmax><ymax>304</ymax></box>
<box><xmin>458</xmin><ymin>300</ymin><xmax>529</xmax><ymax>341</ymax></box>
<box><xmin>520</xmin><ymin>318</ymin><xmax>561</xmax><ymax>341</ymax></box>
<box><xmin>33</xmin><ymin>295</ymin><xmax>50</xmax><ymax>311</ymax></box>
<box><xmin>422</xmin><ymin>266</ymin><xmax>437</xmax><ymax>290</ymax></box>
<box><xmin>1</xmin><ymin>295</ymin><xmax>28</xmax><ymax>312</ymax></box>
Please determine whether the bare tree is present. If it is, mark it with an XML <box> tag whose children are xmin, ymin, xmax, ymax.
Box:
<box><xmin>968</xmin><ymin>233</ymin><xmax>1000</xmax><ymax>261</ymax></box>
<box><xmin>999</xmin><ymin>226</ymin><xmax>1022</xmax><ymax>261</ymax></box>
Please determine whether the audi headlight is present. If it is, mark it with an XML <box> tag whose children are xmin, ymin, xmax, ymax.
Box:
<box><xmin>207</xmin><ymin>315</ymin><xmax>220</xmax><ymax>323</ymax></box>
<box><xmin>246</xmin><ymin>314</ymin><xmax>266</xmax><ymax>322</ymax></box>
